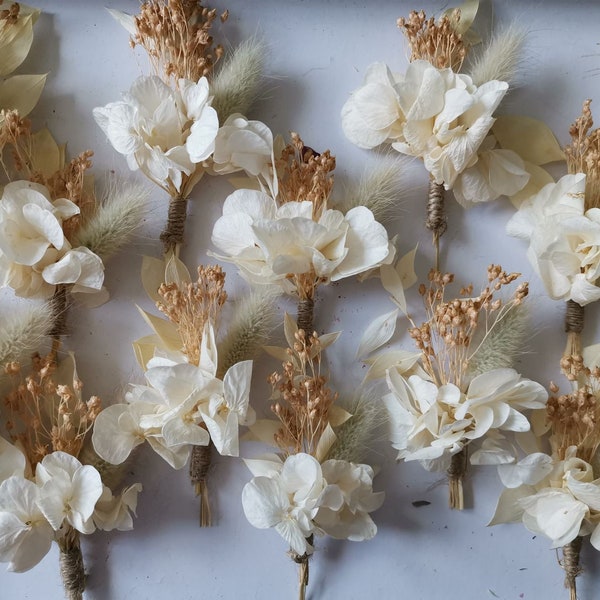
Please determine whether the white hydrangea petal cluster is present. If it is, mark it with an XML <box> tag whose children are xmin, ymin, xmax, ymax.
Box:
<box><xmin>383</xmin><ymin>368</ymin><xmax>547</xmax><ymax>470</ymax></box>
<box><xmin>490</xmin><ymin>447</ymin><xmax>600</xmax><ymax>549</ymax></box>
<box><xmin>0</xmin><ymin>182</ymin><xmax>105</xmax><ymax>300</ymax></box>
<box><xmin>242</xmin><ymin>453</ymin><xmax>383</xmax><ymax>555</ymax></box>
<box><xmin>507</xmin><ymin>173</ymin><xmax>600</xmax><ymax>306</ymax></box>
<box><xmin>94</xmin><ymin>76</ymin><xmax>277</xmax><ymax>197</ymax></box>
<box><xmin>342</xmin><ymin>60</ymin><xmax>528</xmax><ymax>204</ymax></box>
<box><xmin>211</xmin><ymin>189</ymin><xmax>394</xmax><ymax>293</ymax></box>
<box><xmin>92</xmin><ymin>324</ymin><xmax>254</xmax><ymax>467</ymax></box>
<box><xmin>0</xmin><ymin>439</ymin><xmax>141</xmax><ymax>573</ymax></box>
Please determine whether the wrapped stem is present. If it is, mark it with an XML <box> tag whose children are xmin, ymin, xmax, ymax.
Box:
<box><xmin>297</xmin><ymin>297</ymin><xmax>314</xmax><ymax>335</ymax></box>
<box><xmin>58</xmin><ymin>526</ymin><xmax>85</xmax><ymax>600</ymax></box>
<box><xmin>562</xmin><ymin>536</ymin><xmax>583</xmax><ymax>600</ymax></box>
<box><xmin>49</xmin><ymin>284</ymin><xmax>68</xmax><ymax>357</ymax></box>
<box><xmin>447</xmin><ymin>448</ymin><xmax>467</xmax><ymax>510</ymax></box>
<box><xmin>290</xmin><ymin>535</ymin><xmax>313</xmax><ymax>600</ymax></box>
<box><xmin>190</xmin><ymin>441</ymin><xmax>212</xmax><ymax>527</ymax></box>
<box><xmin>425</xmin><ymin>180</ymin><xmax>446</xmax><ymax>270</ymax></box>
<box><xmin>160</xmin><ymin>194</ymin><xmax>188</xmax><ymax>254</ymax></box>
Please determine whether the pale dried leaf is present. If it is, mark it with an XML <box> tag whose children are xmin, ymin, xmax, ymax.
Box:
<box><xmin>493</xmin><ymin>116</ymin><xmax>565</xmax><ymax>166</ymax></box>
<box><xmin>106</xmin><ymin>8</ymin><xmax>137</xmax><ymax>36</ymax></box>
<box><xmin>364</xmin><ymin>349</ymin><xmax>423</xmax><ymax>381</ymax></box>
<box><xmin>356</xmin><ymin>308</ymin><xmax>399</xmax><ymax>359</ymax></box>
<box><xmin>329</xmin><ymin>405</ymin><xmax>353</xmax><ymax>427</ymax></box>
<box><xmin>0</xmin><ymin>73</ymin><xmax>47</xmax><ymax>116</ymax></box>
<box><xmin>165</xmin><ymin>251</ymin><xmax>191</xmax><ymax>285</ymax></box>
<box><xmin>509</xmin><ymin>161</ymin><xmax>554</xmax><ymax>208</ymax></box>
<box><xmin>141</xmin><ymin>256</ymin><xmax>166</xmax><ymax>303</ymax></box>
<box><xmin>0</xmin><ymin>13</ymin><xmax>35</xmax><ymax>77</ymax></box>
<box><xmin>244</xmin><ymin>419</ymin><xmax>280</xmax><ymax>445</ymax></box>
<box><xmin>397</xmin><ymin>245</ymin><xmax>418</xmax><ymax>289</ymax></box>
<box><xmin>136</xmin><ymin>306</ymin><xmax>181</xmax><ymax>351</ymax></box>
<box><xmin>29</xmin><ymin>128</ymin><xmax>60</xmax><ymax>178</ymax></box>
<box><xmin>315</xmin><ymin>423</ymin><xmax>337</xmax><ymax>462</ymax></box>
<box><xmin>283</xmin><ymin>312</ymin><xmax>298</xmax><ymax>348</ymax></box>
<box><xmin>443</xmin><ymin>0</ymin><xmax>479</xmax><ymax>35</ymax></box>
<box><xmin>262</xmin><ymin>345</ymin><xmax>289</xmax><ymax>362</ymax></box>
<box><xmin>132</xmin><ymin>334</ymin><xmax>162</xmax><ymax>370</ymax></box>
<box><xmin>380</xmin><ymin>264</ymin><xmax>407</xmax><ymax>313</ymax></box>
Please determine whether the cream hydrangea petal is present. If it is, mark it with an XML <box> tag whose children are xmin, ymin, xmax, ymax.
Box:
<box><xmin>92</xmin><ymin>404</ymin><xmax>145</xmax><ymax>465</ymax></box>
<box><xmin>223</xmin><ymin>360</ymin><xmax>253</xmax><ymax>418</ymax></box>
<box><xmin>146</xmin><ymin>436</ymin><xmax>191</xmax><ymax>469</ymax></box>
<box><xmin>488</xmin><ymin>485</ymin><xmax>534</xmax><ymax>526</ymax></box>
<box><xmin>275</xmin><ymin>519</ymin><xmax>312</xmax><ymax>555</ymax></box>
<box><xmin>186</xmin><ymin>106</ymin><xmax>219</xmax><ymax>162</ymax></box>
<box><xmin>92</xmin><ymin>483</ymin><xmax>142</xmax><ymax>532</ymax></box>
<box><xmin>69</xmin><ymin>466</ymin><xmax>103</xmax><ymax>525</ymax></box>
<box><xmin>0</xmin><ymin>511</ymin><xmax>53</xmax><ymax>573</ymax></box>
<box><xmin>566</xmin><ymin>475</ymin><xmax>600</xmax><ymax>511</ymax></box>
<box><xmin>202</xmin><ymin>410</ymin><xmax>238</xmax><ymax>456</ymax></box>
<box><xmin>0</xmin><ymin>438</ymin><xmax>26</xmax><ymax>483</ymax></box>
<box><xmin>497</xmin><ymin>453</ymin><xmax>554</xmax><ymax>488</ymax></box>
<box><xmin>242</xmin><ymin>476</ymin><xmax>289</xmax><ymax>528</ymax></box>
<box><xmin>281</xmin><ymin>453</ymin><xmax>323</xmax><ymax>499</ymax></box>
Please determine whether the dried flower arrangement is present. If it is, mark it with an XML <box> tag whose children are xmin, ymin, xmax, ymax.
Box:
<box><xmin>341</xmin><ymin>0</ymin><xmax>564</xmax><ymax>268</ymax></box>
<box><xmin>242</xmin><ymin>316</ymin><xmax>383</xmax><ymax>600</ymax></box>
<box><xmin>0</xmin><ymin>3</ymin><xmax>147</xmax><ymax>598</ymax></box>
<box><xmin>490</xmin><ymin>101</ymin><xmax>600</xmax><ymax>599</ymax></box>
<box><xmin>91</xmin><ymin>0</ymin><xmax>281</xmax><ymax>525</ymax></box>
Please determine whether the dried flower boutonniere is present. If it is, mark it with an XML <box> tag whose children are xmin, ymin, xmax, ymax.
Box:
<box><xmin>242</xmin><ymin>316</ymin><xmax>383</xmax><ymax>600</ymax></box>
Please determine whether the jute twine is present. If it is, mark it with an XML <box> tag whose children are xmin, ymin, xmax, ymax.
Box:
<box><xmin>49</xmin><ymin>284</ymin><xmax>68</xmax><ymax>340</ymax></box>
<box><xmin>58</xmin><ymin>528</ymin><xmax>85</xmax><ymax>600</ymax></box>
<box><xmin>447</xmin><ymin>448</ymin><xmax>467</xmax><ymax>510</ymax></box>
<box><xmin>562</xmin><ymin>536</ymin><xmax>583</xmax><ymax>600</ymax></box>
<box><xmin>290</xmin><ymin>535</ymin><xmax>313</xmax><ymax>600</ymax></box>
<box><xmin>565</xmin><ymin>300</ymin><xmax>584</xmax><ymax>334</ymax></box>
<box><xmin>190</xmin><ymin>442</ymin><xmax>212</xmax><ymax>527</ymax></box>
<box><xmin>425</xmin><ymin>180</ymin><xmax>446</xmax><ymax>270</ymax></box>
<box><xmin>160</xmin><ymin>195</ymin><xmax>188</xmax><ymax>254</ymax></box>
<box><xmin>297</xmin><ymin>297</ymin><xmax>314</xmax><ymax>335</ymax></box>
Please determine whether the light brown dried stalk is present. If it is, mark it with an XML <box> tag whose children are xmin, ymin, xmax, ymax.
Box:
<box><xmin>565</xmin><ymin>99</ymin><xmax>600</xmax><ymax>210</ymax></box>
<box><xmin>3</xmin><ymin>354</ymin><xmax>101</xmax><ymax>469</ymax></box>
<box><xmin>58</xmin><ymin>526</ymin><xmax>85</xmax><ymax>600</ymax></box>
<box><xmin>398</xmin><ymin>9</ymin><xmax>468</xmax><ymax>71</ymax></box>
<box><xmin>131</xmin><ymin>0</ymin><xmax>226</xmax><ymax>85</ymax></box>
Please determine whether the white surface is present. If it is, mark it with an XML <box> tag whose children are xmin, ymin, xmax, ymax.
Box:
<box><xmin>2</xmin><ymin>1</ymin><xmax>600</xmax><ymax>599</ymax></box>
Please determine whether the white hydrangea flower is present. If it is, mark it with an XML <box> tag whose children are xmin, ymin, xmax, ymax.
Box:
<box><xmin>35</xmin><ymin>452</ymin><xmax>103</xmax><ymax>535</ymax></box>
<box><xmin>507</xmin><ymin>173</ymin><xmax>600</xmax><ymax>306</ymax></box>
<box><xmin>93</xmin><ymin>76</ymin><xmax>219</xmax><ymax>193</ymax></box>
<box><xmin>0</xmin><ymin>181</ymin><xmax>105</xmax><ymax>300</ymax></box>
<box><xmin>211</xmin><ymin>189</ymin><xmax>393</xmax><ymax>293</ymax></box>
<box><xmin>212</xmin><ymin>113</ymin><xmax>278</xmax><ymax>196</ymax></box>
<box><xmin>92</xmin><ymin>483</ymin><xmax>143</xmax><ymax>532</ymax></box>
<box><xmin>0</xmin><ymin>436</ymin><xmax>26</xmax><ymax>484</ymax></box>
<box><xmin>383</xmin><ymin>368</ymin><xmax>547</xmax><ymax>469</ymax></box>
<box><xmin>491</xmin><ymin>447</ymin><xmax>600</xmax><ymax>549</ymax></box>
<box><xmin>242</xmin><ymin>453</ymin><xmax>326</xmax><ymax>555</ymax></box>
<box><xmin>0</xmin><ymin>477</ymin><xmax>54</xmax><ymax>572</ymax></box>
<box><xmin>314</xmin><ymin>460</ymin><xmax>384</xmax><ymax>541</ymax></box>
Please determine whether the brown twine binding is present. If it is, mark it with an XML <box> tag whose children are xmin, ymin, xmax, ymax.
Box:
<box><xmin>562</xmin><ymin>536</ymin><xmax>583</xmax><ymax>600</ymax></box>
<box><xmin>290</xmin><ymin>535</ymin><xmax>313</xmax><ymax>600</ymax></box>
<box><xmin>425</xmin><ymin>180</ymin><xmax>446</xmax><ymax>270</ymax></box>
<box><xmin>297</xmin><ymin>297</ymin><xmax>314</xmax><ymax>335</ymax></box>
<box><xmin>160</xmin><ymin>195</ymin><xmax>188</xmax><ymax>254</ymax></box>
<box><xmin>49</xmin><ymin>284</ymin><xmax>68</xmax><ymax>358</ymax></box>
<box><xmin>190</xmin><ymin>442</ymin><xmax>212</xmax><ymax>527</ymax></box>
<box><xmin>565</xmin><ymin>300</ymin><xmax>584</xmax><ymax>334</ymax></box>
<box><xmin>447</xmin><ymin>448</ymin><xmax>467</xmax><ymax>510</ymax></box>
<box><xmin>58</xmin><ymin>527</ymin><xmax>85</xmax><ymax>600</ymax></box>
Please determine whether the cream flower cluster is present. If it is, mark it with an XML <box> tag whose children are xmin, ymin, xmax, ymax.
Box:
<box><xmin>489</xmin><ymin>446</ymin><xmax>600</xmax><ymax>549</ymax></box>
<box><xmin>242</xmin><ymin>453</ymin><xmax>383</xmax><ymax>555</ymax></box>
<box><xmin>383</xmin><ymin>368</ymin><xmax>547</xmax><ymax>469</ymax></box>
<box><xmin>507</xmin><ymin>173</ymin><xmax>600</xmax><ymax>306</ymax></box>
<box><xmin>341</xmin><ymin>60</ymin><xmax>528</xmax><ymax>206</ymax></box>
<box><xmin>211</xmin><ymin>189</ymin><xmax>394</xmax><ymax>294</ymax></box>
<box><xmin>0</xmin><ymin>438</ymin><xmax>141</xmax><ymax>573</ymax></box>
<box><xmin>94</xmin><ymin>77</ymin><xmax>275</xmax><ymax>195</ymax></box>
<box><xmin>0</xmin><ymin>182</ymin><xmax>104</xmax><ymax>300</ymax></box>
<box><xmin>92</xmin><ymin>323</ymin><xmax>254</xmax><ymax>468</ymax></box>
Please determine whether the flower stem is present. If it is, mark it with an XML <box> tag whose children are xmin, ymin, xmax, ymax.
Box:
<box><xmin>447</xmin><ymin>448</ymin><xmax>467</xmax><ymax>510</ymax></box>
<box><xmin>291</xmin><ymin>535</ymin><xmax>313</xmax><ymax>600</ymax></box>
<box><xmin>160</xmin><ymin>194</ymin><xmax>188</xmax><ymax>255</ymax></box>
<box><xmin>49</xmin><ymin>284</ymin><xmax>68</xmax><ymax>361</ymax></box>
<box><xmin>58</xmin><ymin>526</ymin><xmax>85</xmax><ymax>600</ymax></box>
<box><xmin>562</xmin><ymin>536</ymin><xmax>583</xmax><ymax>600</ymax></box>
<box><xmin>190</xmin><ymin>441</ymin><xmax>212</xmax><ymax>527</ymax></box>
<box><xmin>425</xmin><ymin>180</ymin><xmax>446</xmax><ymax>271</ymax></box>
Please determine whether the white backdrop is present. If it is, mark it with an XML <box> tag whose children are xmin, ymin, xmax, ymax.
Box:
<box><xmin>2</xmin><ymin>1</ymin><xmax>600</xmax><ymax>599</ymax></box>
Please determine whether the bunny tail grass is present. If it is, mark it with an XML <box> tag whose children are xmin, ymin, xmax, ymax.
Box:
<box><xmin>0</xmin><ymin>304</ymin><xmax>53</xmax><ymax>366</ymax></box>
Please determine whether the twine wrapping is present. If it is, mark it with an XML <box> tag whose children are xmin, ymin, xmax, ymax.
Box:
<box><xmin>290</xmin><ymin>535</ymin><xmax>313</xmax><ymax>600</ymax></box>
<box><xmin>562</xmin><ymin>536</ymin><xmax>583</xmax><ymax>600</ymax></box>
<box><xmin>49</xmin><ymin>284</ymin><xmax>68</xmax><ymax>340</ymax></box>
<box><xmin>297</xmin><ymin>297</ymin><xmax>314</xmax><ymax>335</ymax></box>
<box><xmin>58</xmin><ymin>528</ymin><xmax>85</xmax><ymax>600</ymax></box>
<box><xmin>447</xmin><ymin>448</ymin><xmax>467</xmax><ymax>510</ymax></box>
<box><xmin>190</xmin><ymin>442</ymin><xmax>212</xmax><ymax>527</ymax></box>
<box><xmin>160</xmin><ymin>195</ymin><xmax>188</xmax><ymax>254</ymax></box>
<box><xmin>565</xmin><ymin>300</ymin><xmax>584</xmax><ymax>334</ymax></box>
<box><xmin>425</xmin><ymin>180</ymin><xmax>446</xmax><ymax>270</ymax></box>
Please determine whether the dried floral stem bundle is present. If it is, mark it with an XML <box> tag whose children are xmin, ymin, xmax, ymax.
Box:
<box><xmin>243</xmin><ymin>320</ymin><xmax>383</xmax><ymax>600</ymax></box>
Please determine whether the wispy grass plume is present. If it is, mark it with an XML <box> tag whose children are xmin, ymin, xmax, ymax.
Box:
<box><xmin>468</xmin><ymin>24</ymin><xmax>527</xmax><ymax>87</ymax></box>
<box><xmin>75</xmin><ymin>179</ymin><xmax>149</xmax><ymax>261</ymax></box>
<box><xmin>468</xmin><ymin>303</ymin><xmax>529</xmax><ymax>378</ymax></box>
<box><xmin>328</xmin><ymin>389</ymin><xmax>385</xmax><ymax>464</ymax></box>
<box><xmin>211</xmin><ymin>36</ymin><xmax>266</xmax><ymax>121</ymax></box>
<box><xmin>218</xmin><ymin>286</ymin><xmax>279</xmax><ymax>375</ymax></box>
<box><xmin>0</xmin><ymin>304</ymin><xmax>52</xmax><ymax>365</ymax></box>
<box><xmin>339</xmin><ymin>157</ymin><xmax>408</xmax><ymax>224</ymax></box>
